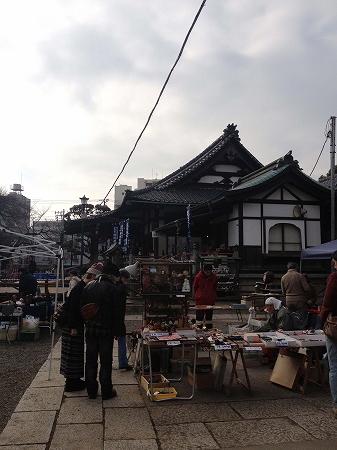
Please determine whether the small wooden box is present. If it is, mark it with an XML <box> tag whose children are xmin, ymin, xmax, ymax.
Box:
<box><xmin>141</xmin><ymin>374</ymin><xmax>170</xmax><ymax>391</ymax></box>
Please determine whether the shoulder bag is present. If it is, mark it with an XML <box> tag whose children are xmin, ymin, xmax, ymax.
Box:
<box><xmin>81</xmin><ymin>303</ymin><xmax>100</xmax><ymax>321</ymax></box>
<box><xmin>323</xmin><ymin>312</ymin><xmax>337</xmax><ymax>340</ymax></box>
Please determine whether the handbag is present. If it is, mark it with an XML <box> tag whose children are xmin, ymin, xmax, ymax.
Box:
<box><xmin>323</xmin><ymin>312</ymin><xmax>337</xmax><ymax>340</ymax></box>
<box><xmin>81</xmin><ymin>303</ymin><xmax>100</xmax><ymax>321</ymax></box>
<box><xmin>53</xmin><ymin>303</ymin><xmax>69</xmax><ymax>328</ymax></box>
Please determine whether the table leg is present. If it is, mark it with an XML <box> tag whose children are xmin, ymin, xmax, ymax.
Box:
<box><xmin>226</xmin><ymin>348</ymin><xmax>252</xmax><ymax>397</ymax></box>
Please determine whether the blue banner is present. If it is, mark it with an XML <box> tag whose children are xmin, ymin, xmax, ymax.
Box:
<box><xmin>187</xmin><ymin>205</ymin><xmax>191</xmax><ymax>251</ymax></box>
<box><xmin>124</xmin><ymin>218</ymin><xmax>130</xmax><ymax>253</ymax></box>
<box><xmin>112</xmin><ymin>223</ymin><xmax>119</xmax><ymax>243</ymax></box>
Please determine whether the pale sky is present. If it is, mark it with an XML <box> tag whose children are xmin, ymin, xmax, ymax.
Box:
<box><xmin>1</xmin><ymin>0</ymin><xmax>337</xmax><ymax>219</ymax></box>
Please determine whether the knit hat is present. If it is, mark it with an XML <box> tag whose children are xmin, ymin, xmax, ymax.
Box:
<box><xmin>87</xmin><ymin>262</ymin><xmax>103</xmax><ymax>275</ymax></box>
<box><xmin>102</xmin><ymin>260</ymin><xmax>120</xmax><ymax>277</ymax></box>
<box><xmin>119</xmin><ymin>268</ymin><xmax>130</xmax><ymax>279</ymax></box>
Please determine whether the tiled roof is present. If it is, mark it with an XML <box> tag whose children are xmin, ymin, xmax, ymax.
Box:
<box><xmin>128</xmin><ymin>186</ymin><xmax>225</xmax><ymax>205</ymax></box>
<box><xmin>231</xmin><ymin>165</ymin><xmax>289</xmax><ymax>190</ymax></box>
<box><xmin>133</xmin><ymin>124</ymin><xmax>261</xmax><ymax>192</ymax></box>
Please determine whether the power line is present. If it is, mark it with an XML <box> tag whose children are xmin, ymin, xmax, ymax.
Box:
<box><xmin>100</xmin><ymin>0</ymin><xmax>207</xmax><ymax>205</ymax></box>
<box><xmin>310</xmin><ymin>118</ymin><xmax>331</xmax><ymax>177</ymax></box>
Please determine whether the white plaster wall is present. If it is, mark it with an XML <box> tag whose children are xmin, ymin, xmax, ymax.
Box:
<box><xmin>228</xmin><ymin>220</ymin><xmax>239</xmax><ymax>246</ymax></box>
<box><xmin>228</xmin><ymin>205</ymin><xmax>238</xmax><ymax>220</ymax></box>
<box><xmin>243</xmin><ymin>219</ymin><xmax>261</xmax><ymax>245</ymax></box>
<box><xmin>305</xmin><ymin>221</ymin><xmax>322</xmax><ymax>246</ymax></box>
<box><xmin>243</xmin><ymin>203</ymin><xmax>260</xmax><ymax>217</ymax></box>
<box><xmin>303</xmin><ymin>205</ymin><xmax>320</xmax><ymax>219</ymax></box>
<box><xmin>263</xmin><ymin>203</ymin><xmax>295</xmax><ymax>217</ymax></box>
<box><xmin>286</xmin><ymin>185</ymin><xmax>316</xmax><ymax>201</ymax></box>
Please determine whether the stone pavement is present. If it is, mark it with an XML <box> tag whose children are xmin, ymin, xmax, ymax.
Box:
<box><xmin>1</xmin><ymin>325</ymin><xmax>337</xmax><ymax>449</ymax></box>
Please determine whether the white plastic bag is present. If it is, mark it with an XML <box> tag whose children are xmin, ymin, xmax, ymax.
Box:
<box><xmin>22</xmin><ymin>315</ymin><xmax>39</xmax><ymax>330</ymax></box>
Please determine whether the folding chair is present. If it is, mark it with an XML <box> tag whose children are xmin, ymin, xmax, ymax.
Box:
<box><xmin>0</xmin><ymin>304</ymin><xmax>16</xmax><ymax>344</ymax></box>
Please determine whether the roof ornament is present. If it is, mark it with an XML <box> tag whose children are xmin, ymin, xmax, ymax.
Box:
<box><xmin>223</xmin><ymin>123</ymin><xmax>241</xmax><ymax>142</ymax></box>
<box><xmin>274</xmin><ymin>151</ymin><xmax>301</xmax><ymax>170</ymax></box>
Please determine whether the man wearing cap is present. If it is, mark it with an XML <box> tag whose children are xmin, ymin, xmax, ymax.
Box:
<box><xmin>255</xmin><ymin>297</ymin><xmax>301</xmax><ymax>332</ymax></box>
<box><xmin>60</xmin><ymin>262</ymin><xmax>103</xmax><ymax>392</ymax></box>
<box><xmin>193</xmin><ymin>264</ymin><xmax>218</xmax><ymax>329</ymax></box>
<box><xmin>81</xmin><ymin>260</ymin><xmax>123</xmax><ymax>400</ymax></box>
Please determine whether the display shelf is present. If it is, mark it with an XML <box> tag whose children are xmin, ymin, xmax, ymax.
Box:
<box><xmin>140</xmin><ymin>261</ymin><xmax>193</xmax><ymax>329</ymax></box>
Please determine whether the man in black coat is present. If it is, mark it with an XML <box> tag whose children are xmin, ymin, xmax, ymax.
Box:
<box><xmin>18</xmin><ymin>267</ymin><xmax>37</xmax><ymax>298</ymax></box>
<box><xmin>81</xmin><ymin>260</ymin><xmax>123</xmax><ymax>400</ymax></box>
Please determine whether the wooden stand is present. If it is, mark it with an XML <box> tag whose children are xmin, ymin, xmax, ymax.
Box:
<box><xmin>270</xmin><ymin>347</ymin><xmax>325</xmax><ymax>393</ymax></box>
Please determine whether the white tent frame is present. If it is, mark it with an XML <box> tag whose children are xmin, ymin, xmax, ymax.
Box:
<box><xmin>0</xmin><ymin>227</ymin><xmax>65</xmax><ymax>379</ymax></box>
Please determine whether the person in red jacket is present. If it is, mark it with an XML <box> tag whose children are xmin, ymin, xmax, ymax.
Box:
<box><xmin>193</xmin><ymin>264</ymin><xmax>218</xmax><ymax>329</ymax></box>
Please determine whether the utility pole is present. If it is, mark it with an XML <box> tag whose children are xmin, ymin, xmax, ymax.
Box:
<box><xmin>330</xmin><ymin>116</ymin><xmax>336</xmax><ymax>241</ymax></box>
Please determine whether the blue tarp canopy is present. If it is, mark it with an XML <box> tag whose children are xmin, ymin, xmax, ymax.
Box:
<box><xmin>301</xmin><ymin>240</ymin><xmax>337</xmax><ymax>260</ymax></box>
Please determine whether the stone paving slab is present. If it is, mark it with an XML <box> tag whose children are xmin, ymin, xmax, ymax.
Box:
<box><xmin>112</xmin><ymin>368</ymin><xmax>138</xmax><ymax>385</ymax></box>
<box><xmin>227</xmin><ymin>441</ymin><xmax>337</xmax><ymax>450</ymax></box>
<box><xmin>50</xmin><ymin>423</ymin><xmax>103</xmax><ymax>450</ymax></box>
<box><xmin>104</xmin><ymin>440</ymin><xmax>159</xmax><ymax>450</ymax></box>
<box><xmin>105</xmin><ymin>407</ymin><xmax>156</xmax><ymax>440</ymax></box>
<box><xmin>0</xmin><ymin>446</ymin><xmax>46</xmax><ymax>450</ymax></box>
<box><xmin>103</xmin><ymin>385</ymin><xmax>145</xmax><ymax>407</ymax></box>
<box><xmin>29</xmin><ymin>369</ymin><xmax>64</xmax><ymax>388</ymax></box>
<box><xmin>149</xmin><ymin>403</ymin><xmax>240</xmax><ymax>425</ymax></box>
<box><xmin>207</xmin><ymin>417</ymin><xmax>314</xmax><ymax>448</ymax></box>
<box><xmin>15</xmin><ymin>386</ymin><xmax>64</xmax><ymax>411</ymax></box>
<box><xmin>156</xmin><ymin>422</ymin><xmax>220</xmax><ymax>450</ymax></box>
<box><xmin>291</xmin><ymin>410</ymin><xmax>337</xmax><ymax>440</ymax></box>
<box><xmin>0</xmin><ymin>411</ymin><xmax>56</xmax><ymax>446</ymax></box>
<box><xmin>228</xmin><ymin>397</ymin><xmax>323</xmax><ymax>419</ymax></box>
<box><xmin>57</xmin><ymin>396</ymin><xmax>103</xmax><ymax>424</ymax></box>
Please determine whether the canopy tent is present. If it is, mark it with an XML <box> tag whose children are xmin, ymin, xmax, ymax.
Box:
<box><xmin>301</xmin><ymin>240</ymin><xmax>337</xmax><ymax>260</ymax></box>
<box><xmin>0</xmin><ymin>227</ymin><xmax>64</xmax><ymax>379</ymax></box>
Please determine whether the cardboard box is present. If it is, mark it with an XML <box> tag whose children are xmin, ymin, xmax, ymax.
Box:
<box><xmin>171</xmin><ymin>346</ymin><xmax>195</xmax><ymax>362</ymax></box>
<box><xmin>187</xmin><ymin>358</ymin><xmax>212</xmax><ymax>373</ymax></box>
<box><xmin>20</xmin><ymin>328</ymin><xmax>40</xmax><ymax>341</ymax></box>
<box><xmin>141</xmin><ymin>374</ymin><xmax>170</xmax><ymax>392</ymax></box>
<box><xmin>147</xmin><ymin>387</ymin><xmax>177</xmax><ymax>401</ymax></box>
<box><xmin>188</xmin><ymin>370</ymin><xmax>214</xmax><ymax>390</ymax></box>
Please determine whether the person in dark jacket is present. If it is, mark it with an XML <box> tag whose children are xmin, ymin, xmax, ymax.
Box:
<box><xmin>60</xmin><ymin>263</ymin><xmax>103</xmax><ymax>392</ymax></box>
<box><xmin>320</xmin><ymin>250</ymin><xmax>337</xmax><ymax>417</ymax></box>
<box><xmin>28</xmin><ymin>256</ymin><xmax>37</xmax><ymax>275</ymax></box>
<box><xmin>193</xmin><ymin>264</ymin><xmax>218</xmax><ymax>329</ymax></box>
<box><xmin>81</xmin><ymin>260</ymin><xmax>123</xmax><ymax>400</ymax></box>
<box><xmin>18</xmin><ymin>268</ymin><xmax>37</xmax><ymax>298</ymax></box>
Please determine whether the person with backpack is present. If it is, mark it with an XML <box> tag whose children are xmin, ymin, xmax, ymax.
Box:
<box><xmin>81</xmin><ymin>260</ymin><xmax>123</xmax><ymax>400</ymax></box>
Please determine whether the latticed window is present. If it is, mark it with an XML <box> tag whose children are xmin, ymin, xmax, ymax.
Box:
<box><xmin>268</xmin><ymin>224</ymin><xmax>301</xmax><ymax>252</ymax></box>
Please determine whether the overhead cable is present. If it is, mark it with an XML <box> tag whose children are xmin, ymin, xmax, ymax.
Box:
<box><xmin>310</xmin><ymin>117</ymin><xmax>331</xmax><ymax>177</ymax></box>
<box><xmin>101</xmin><ymin>0</ymin><xmax>207</xmax><ymax>205</ymax></box>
